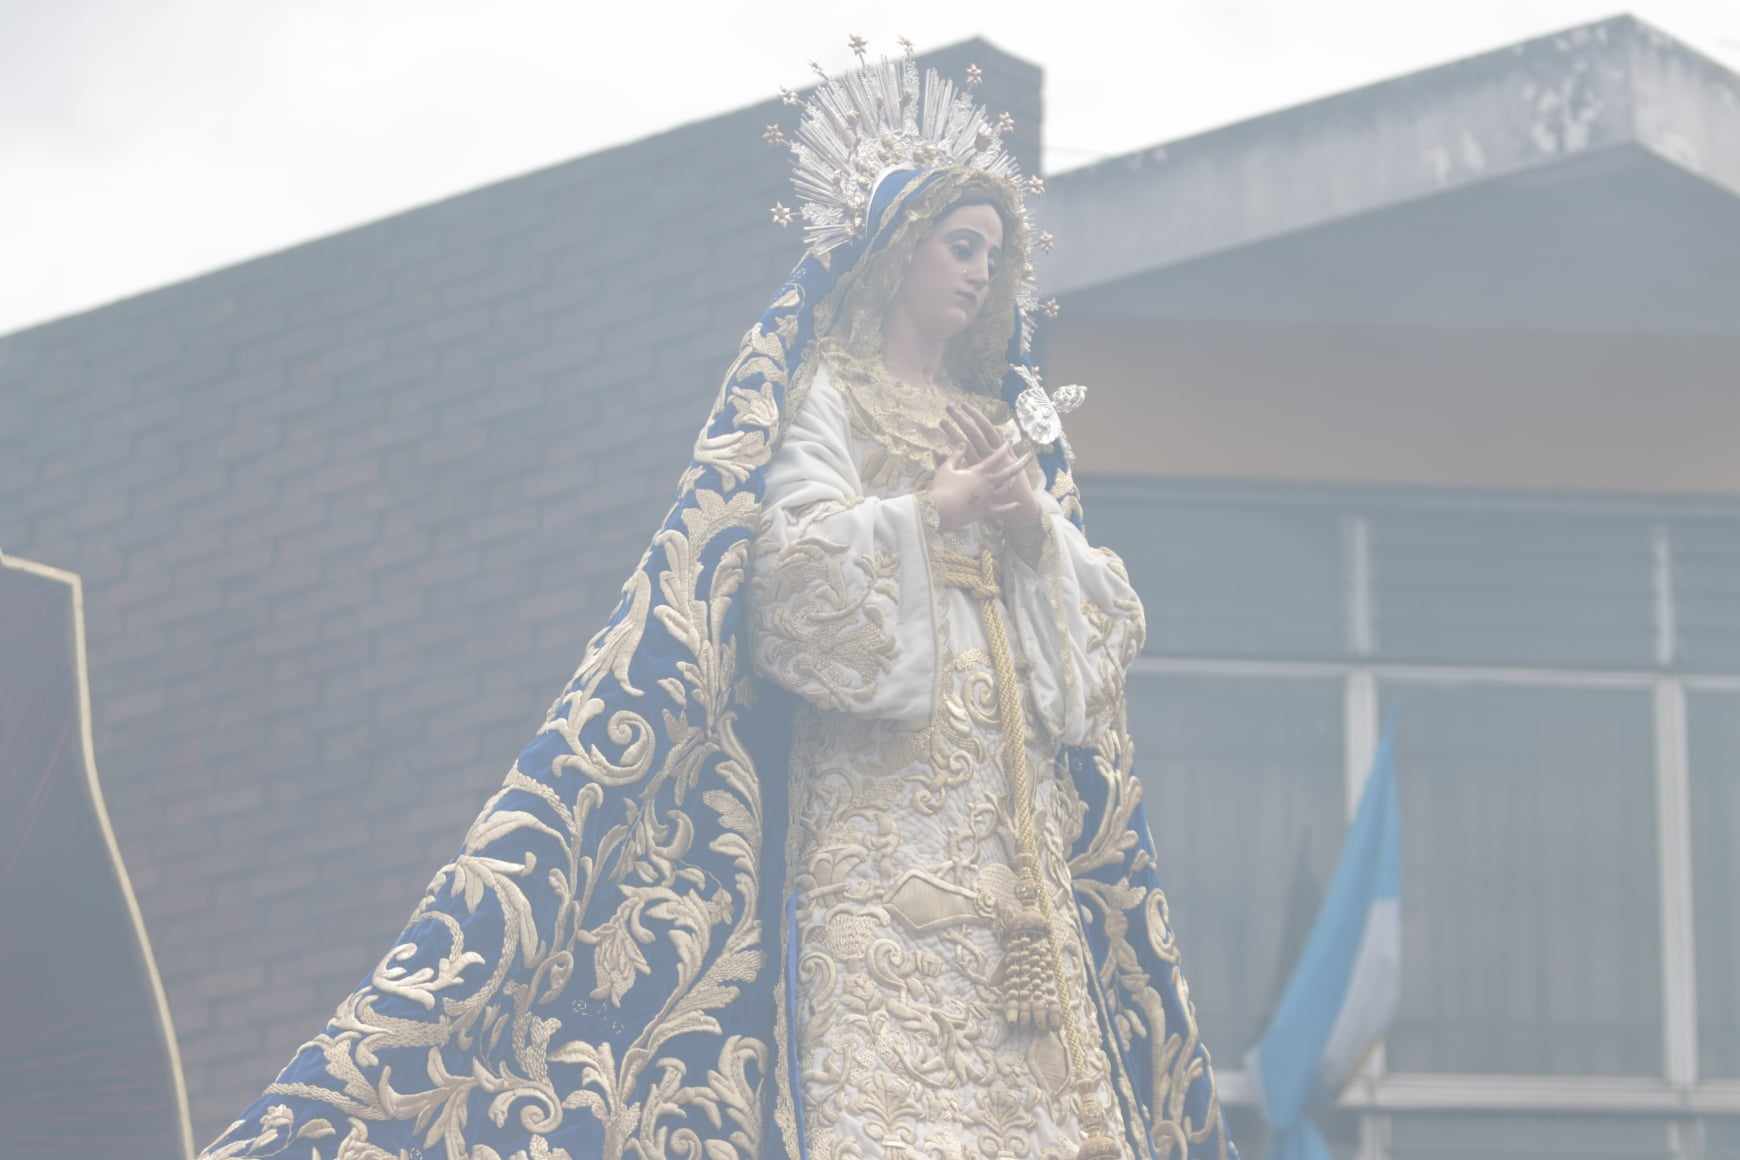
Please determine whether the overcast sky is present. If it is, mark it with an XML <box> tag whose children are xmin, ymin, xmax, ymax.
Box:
<box><xmin>4</xmin><ymin>0</ymin><xmax>1737</xmax><ymax>336</ymax></box>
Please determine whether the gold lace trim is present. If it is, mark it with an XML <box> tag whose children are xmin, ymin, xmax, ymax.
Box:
<box><xmin>820</xmin><ymin>346</ymin><xmax>1013</xmax><ymax>487</ymax></box>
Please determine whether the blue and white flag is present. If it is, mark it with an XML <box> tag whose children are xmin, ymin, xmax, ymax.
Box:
<box><xmin>1246</xmin><ymin>731</ymin><xmax>1401</xmax><ymax>1160</ymax></box>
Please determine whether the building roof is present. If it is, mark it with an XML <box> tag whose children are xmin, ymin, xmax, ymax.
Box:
<box><xmin>1040</xmin><ymin>14</ymin><xmax>1740</xmax><ymax>335</ymax></box>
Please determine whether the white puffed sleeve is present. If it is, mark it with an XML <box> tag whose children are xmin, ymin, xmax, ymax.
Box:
<box><xmin>1002</xmin><ymin>483</ymin><xmax>1147</xmax><ymax>747</ymax></box>
<box><xmin>748</xmin><ymin>369</ymin><xmax>938</xmax><ymax>722</ymax></box>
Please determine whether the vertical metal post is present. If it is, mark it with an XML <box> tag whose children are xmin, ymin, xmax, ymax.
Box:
<box><xmin>1655</xmin><ymin>677</ymin><xmax>1699</xmax><ymax>1091</ymax></box>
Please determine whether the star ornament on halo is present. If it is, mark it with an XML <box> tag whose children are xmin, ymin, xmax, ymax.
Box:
<box><xmin>1010</xmin><ymin>364</ymin><xmax>1086</xmax><ymax>448</ymax></box>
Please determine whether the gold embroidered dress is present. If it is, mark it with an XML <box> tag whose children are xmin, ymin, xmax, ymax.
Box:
<box><xmin>750</xmin><ymin>352</ymin><xmax>1147</xmax><ymax>1159</ymax></box>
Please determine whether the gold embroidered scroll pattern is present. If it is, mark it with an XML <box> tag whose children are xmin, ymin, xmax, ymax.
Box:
<box><xmin>1077</xmin><ymin>548</ymin><xmax>1146</xmax><ymax>743</ymax></box>
<box><xmin>552</xmin><ymin>465</ymin><xmax>772</xmax><ymax>1156</ymax></box>
<box><xmin>750</xmin><ymin>509</ymin><xmax>901</xmax><ymax>713</ymax></box>
<box><xmin>198</xmin><ymin>305</ymin><xmax>794</xmax><ymax>1160</ymax></box>
<box><xmin>916</xmin><ymin>646</ymin><xmax>999</xmax><ymax>815</ymax></box>
<box><xmin>780</xmin><ymin>645</ymin><xmax>1117</xmax><ymax>1158</ymax></box>
<box><xmin>788</xmin><ymin>885</ymin><xmax>1102</xmax><ymax>1160</ymax></box>
<box><xmin>1068</xmin><ymin>712</ymin><xmax>1229</xmax><ymax>1160</ymax></box>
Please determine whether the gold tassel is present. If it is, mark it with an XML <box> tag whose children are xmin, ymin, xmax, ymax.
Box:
<box><xmin>1074</xmin><ymin>1082</ymin><xmax>1124</xmax><ymax>1159</ymax></box>
<box><xmin>1000</xmin><ymin>889</ymin><xmax>1063</xmax><ymax>1030</ymax></box>
<box><xmin>937</xmin><ymin>546</ymin><xmax>1120</xmax><ymax>1155</ymax></box>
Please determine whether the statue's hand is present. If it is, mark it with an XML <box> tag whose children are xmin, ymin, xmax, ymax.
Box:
<box><xmin>930</xmin><ymin>444</ymin><xmax>1033</xmax><ymax>532</ymax></box>
<box><xmin>943</xmin><ymin>401</ymin><xmax>1045</xmax><ymax>559</ymax></box>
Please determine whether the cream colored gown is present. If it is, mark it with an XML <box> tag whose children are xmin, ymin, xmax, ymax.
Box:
<box><xmin>749</xmin><ymin>356</ymin><xmax>1148</xmax><ymax>1160</ymax></box>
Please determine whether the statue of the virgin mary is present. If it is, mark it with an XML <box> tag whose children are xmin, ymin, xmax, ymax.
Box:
<box><xmin>197</xmin><ymin>41</ymin><xmax>1237</xmax><ymax>1160</ymax></box>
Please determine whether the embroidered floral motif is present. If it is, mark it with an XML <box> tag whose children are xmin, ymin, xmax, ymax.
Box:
<box><xmin>751</xmin><ymin>525</ymin><xmax>901</xmax><ymax>712</ymax></box>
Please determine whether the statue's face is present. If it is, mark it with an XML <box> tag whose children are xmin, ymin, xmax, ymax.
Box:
<box><xmin>893</xmin><ymin>203</ymin><xmax>1005</xmax><ymax>342</ymax></box>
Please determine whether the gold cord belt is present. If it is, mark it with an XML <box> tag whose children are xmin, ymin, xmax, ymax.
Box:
<box><xmin>934</xmin><ymin>546</ymin><xmax>1121</xmax><ymax>1159</ymax></box>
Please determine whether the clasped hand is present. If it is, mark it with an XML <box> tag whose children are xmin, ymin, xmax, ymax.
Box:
<box><xmin>930</xmin><ymin>402</ymin><xmax>1045</xmax><ymax>554</ymax></box>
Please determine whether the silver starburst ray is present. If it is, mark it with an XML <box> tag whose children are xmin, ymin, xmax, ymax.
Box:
<box><xmin>780</xmin><ymin>41</ymin><xmax>1024</xmax><ymax>258</ymax></box>
<box><xmin>768</xmin><ymin>38</ymin><xmax>1054</xmax><ymax>358</ymax></box>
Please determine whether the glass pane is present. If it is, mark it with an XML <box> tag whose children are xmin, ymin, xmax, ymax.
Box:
<box><xmin>1369</xmin><ymin>509</ymin><xmax>1654</xmax><ymax>668</ymax></box>
<box><xmin>1085</xmin><ymin>489</ymin><xmax>1346</xmax><ymax>659</ymax></box>
<box><xmin>1221</xmin><ymin>1105</ymin><xmax>1359</xmax><ymax>1159</ymax></box>
<box><xmin>1391</xmin><ymin>1112</ymin><xmax>1675</xmax><ymax>1159</ymax></box>
<box><xmin>1705</xmin><ymin>1116</ymin><xmax>1740</xmax><ymax>1158</ymax></box>
<box><xmin>1674</xmin><ymin>516</ymin><xmax>1740</xmax><ymax>672</ymax></box>
<box><xmin>1688</xmin><ymin>691</ymin><xmax>1740</xmax><ymax>1079</ymax></box>
<box><xmin>1382</xmin><ymin>683</ymin><xmax>1662</xmax><ymax>1075</ymax></box>
<box><xmin>1127</xmin><ymin>674</ymin><xmax>1345</xmax><ymax>1059</ymax></box>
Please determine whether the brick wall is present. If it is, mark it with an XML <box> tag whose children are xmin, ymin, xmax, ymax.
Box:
<box><xmin>0</xmin><ymin>40</ymin><xmax>1042</xmax><ymax>1145</ymax></box>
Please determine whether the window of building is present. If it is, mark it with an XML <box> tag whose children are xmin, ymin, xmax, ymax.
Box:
<box><xmin>1381</xmin><ymin>683</ymin><xmax>1661</xmax><ymax>1076</ymax></box>
<box><xmin>1688</xmin><ymin>691</ymin><xmax>1740</xmax><ymax>1080</ymax></box>
<box><xmin>1086</xmin><ymin>480</ymin><xmax>1740</xmax><ymax>1158</ymax></box>
<box><xmin>1128</xmin><ymin>673</ymin><xmax>1345</xmax><ymax>1058</ymax></box>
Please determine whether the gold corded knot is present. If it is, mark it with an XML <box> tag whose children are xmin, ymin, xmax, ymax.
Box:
<box><xmin>974</xmin><ymin>547</ymin><xmax>997</xmax><ymax>595</ymax></box>
<box><xmin>937</xmin><ymin>547</ymin><xmax>1000</xmax><ymax>601</ymax></box>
